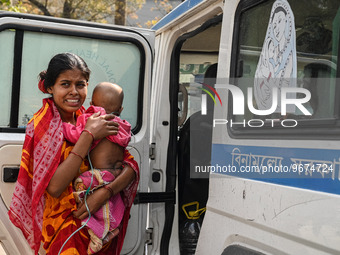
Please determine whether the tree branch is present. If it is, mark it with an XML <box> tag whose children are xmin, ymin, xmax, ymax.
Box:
<box><xmin>115</xmin><ymin>0</ymin><xmax>126</xmax><ymax>25</ymax></box>
<box><xmin>62</xmin><ymin>0</ymin><xmax>72</xmax><ymax>18</ymax></box>
<box><xmin>28</xmin><ymin>0</ymin><xmax>51</xmax><ymax>16</ymax></box>
<box><xmin>73</xmin><ymin>0</ymin><xmax>85</xmax><ymax>12</ymax></box>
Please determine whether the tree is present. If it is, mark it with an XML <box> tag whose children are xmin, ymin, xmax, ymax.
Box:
<box><xmin>115</xmin><ymin>0</ymin><xmax>125</xmax><ymax>25</ymax></box>
<box><xmin>145</xmin><ymin>0</ymin><xmax>174</xmax><ymax>28</ymax></box>
<box><xmin>0</xmin><ymin>0</ymin><xmax>145</xmax><ymax>25</ymax></box>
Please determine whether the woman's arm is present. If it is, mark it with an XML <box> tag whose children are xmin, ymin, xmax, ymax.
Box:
<box><xmin>47</xmin><ymin>112</ymin><xmax>119</xmax><ymax>197</ymax></box>
<box><xmin>73</xmin><ymin>164</ymin><xmax>136</xmax><ymax>220</ymax></box>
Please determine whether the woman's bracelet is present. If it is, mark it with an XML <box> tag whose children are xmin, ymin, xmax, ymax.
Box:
<box><xmin>82</xmin><ymin>129</ymin><xmax>95</xmax><ymax>142</ymax></box>
<box><xmin>70</xmin><ymin>151</ymin><xmax>84</xmax><ymax>161</ymax></box>
<box><xmin>103</xmin><ymin>185</ymin><xmax>114</xmax><ymax>197</ymax></box>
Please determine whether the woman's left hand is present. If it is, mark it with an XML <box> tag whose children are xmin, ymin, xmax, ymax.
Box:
<box><xmin>73</xmin><ymin>187</ymin><xmax>110</xmax><ymax>220</ymax></box>
<box><xmin>84</xmin><ymin>112</ymin><xmax>119</xmax><ymax>140</ymax></box>
<box><xmin>73</xmin><ymin>165</ymin><xmax>136</xmax><ymax>220</ymax></box>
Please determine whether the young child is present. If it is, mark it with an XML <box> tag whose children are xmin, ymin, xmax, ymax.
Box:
<box><xmin>63</xmin><ymin>82</ymin><xmax>131</xmax><ymax>254</ymax></box>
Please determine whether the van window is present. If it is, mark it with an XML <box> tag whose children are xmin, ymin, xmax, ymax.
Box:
<box><xmin>234</xmin><ymin>0</ymin><xmax>340</xmax><ymax>127</ymax></box>
<box><xmin>0</xmin><ymin>30</ymin><xmax>15</xmax><ymax>127</ymax></box>
<box><xmin>1</xmin><ymin>29</ymin><xmax>142</xmax><ymax>130</ymax></box>
<box><xmin>178</xmin><ymin>23</ymin><xmax>221</xmax><ymax>125</ymax></box>
<box><xmin>179</xmin><ymin>53</ymin><xmax>218</xmax><ymax>122</ymax></box>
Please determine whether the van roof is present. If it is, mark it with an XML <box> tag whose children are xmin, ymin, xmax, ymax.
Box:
<box><xmin>152</xmin><ymin>0</ymin><xmax>204</xmax><ymax>30</ymax></box>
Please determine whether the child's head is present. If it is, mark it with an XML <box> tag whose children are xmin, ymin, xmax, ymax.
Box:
<box><xmin>91</xmin><ymin>82</ymin><xmax>124</xmax><ymax>115</ymax></box>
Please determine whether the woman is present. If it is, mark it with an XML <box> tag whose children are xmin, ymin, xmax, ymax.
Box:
<box><xmin>8</xmin><ymin>53</ymin><xmax>139</xmax><ymax>255</ymax></box>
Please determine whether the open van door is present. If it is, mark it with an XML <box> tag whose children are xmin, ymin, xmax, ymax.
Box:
<box><xmin>0</xmin><ymin>12</ymin><xmax>153</xmax><ymax>254</ymax></box>
<box><xmin>148</xmin><ymin>1</ymin><xmax>223</xmax><ymax>254</ymax></box>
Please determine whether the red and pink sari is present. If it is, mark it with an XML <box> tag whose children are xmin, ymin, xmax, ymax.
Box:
<box><xmin>8</xmin><ymin>98</ymin><xmax>139</xmax><ymax>255</ymax></box>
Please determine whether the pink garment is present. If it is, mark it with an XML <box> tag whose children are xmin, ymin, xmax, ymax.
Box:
<box><xmin>63</xmin><ymin>105</ymin><xmax>131</xmax><ymax>149</ymax></box>
<box><xmin>74</xmin><ymin>170</ymin><xmax>125</xmax><ymax>239</ymax></box>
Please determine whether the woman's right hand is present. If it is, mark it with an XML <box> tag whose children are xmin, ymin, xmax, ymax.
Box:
<box><xmin>84</xmin><ymin>112</ymin><xmax>119</xmax><ymax>140</ymax></box>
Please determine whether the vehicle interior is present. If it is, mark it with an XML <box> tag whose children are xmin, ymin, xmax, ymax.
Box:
<box><xmin>176</xmin><ymin>19</ymin><xmax>222</xmax><ymax>254</ymax></box>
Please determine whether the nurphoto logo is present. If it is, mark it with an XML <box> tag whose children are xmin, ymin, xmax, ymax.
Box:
<box><xmin>201</xmin><ymin>83</ymin><xmax>312</xmax><ymax>128</ymax></box>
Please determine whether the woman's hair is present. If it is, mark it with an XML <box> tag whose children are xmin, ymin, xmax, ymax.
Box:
<box><xmin>39</xmin><ymin>53</ymin><xmax>91</xmax><ymax>92</ymax></box>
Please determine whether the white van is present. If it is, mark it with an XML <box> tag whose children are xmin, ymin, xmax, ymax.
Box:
<box><xmin>1</xmin><ymin>0</ymin><xmax>340</xmax><ymax>254</ymax></box>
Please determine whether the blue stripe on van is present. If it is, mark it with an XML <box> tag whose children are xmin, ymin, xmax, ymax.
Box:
<box><xmin>152</xmin><ymin>0</ymin><xmax>204</xmax><ymax>30</ymax></box>
<box><xmin>211</xmin><ymin>144</ymin><xmax>340</xmax><ymax>195</ymax></box>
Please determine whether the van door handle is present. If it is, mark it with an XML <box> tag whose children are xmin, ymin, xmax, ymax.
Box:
<box><xmin>3</xmin><ymin>167</ymin><xmax>20</xmax><ymax>183</ymax></box>
<box><xmin>134</xmin><ymin>191</ymin><xmax>176</xmax><ymax>204</ymax></box>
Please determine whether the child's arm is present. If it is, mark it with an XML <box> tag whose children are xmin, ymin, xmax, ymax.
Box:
<box><xmin>63</xmin><ymin>114</ymin><xmax>88</xmax><ymax>143</ymax></box>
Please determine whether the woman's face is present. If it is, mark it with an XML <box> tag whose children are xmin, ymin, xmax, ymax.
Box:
<box><xmin>272</xmin><ymin>11</ymin><xmax>286</xmax><ymax>42</ymax></box>
<box><xmin>47</xmin><ymin>68</ymin><xmax>88</xmax><ymax>123</ymax></box>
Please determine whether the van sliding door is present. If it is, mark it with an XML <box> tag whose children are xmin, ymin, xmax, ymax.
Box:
<box><xmin>0</xmin><ymin>13</ymin><xmax>153</xmax><ymax>254</ymax></box>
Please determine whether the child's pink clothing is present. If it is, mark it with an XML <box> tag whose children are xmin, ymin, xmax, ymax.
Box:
<box><xmin>63</xmin><ymin>105</ymin><xmax>131</xmax><ymax>148</ymax></box>
<box><xmin>73</xmin><ymin>169</ymin><xmax>125</xmax><ymax>254</ymax></box>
